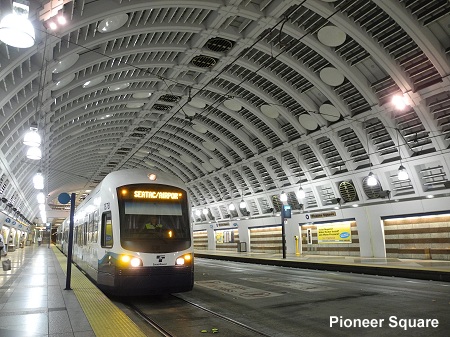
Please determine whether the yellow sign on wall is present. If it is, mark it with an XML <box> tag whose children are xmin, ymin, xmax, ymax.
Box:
<box><xmin>216</xmin><ymin>232</ymin><xmax>224</xmax><ymax>244</ymax></box>
<box><xmin>317</xmin><ymin>223</ymin><xmax>352</xmax><ymax>244</ymax></box>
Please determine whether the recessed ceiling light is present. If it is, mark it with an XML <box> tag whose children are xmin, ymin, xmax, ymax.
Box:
<box><xmin>109</xmin><ymin>83</ymin><xmax>130</xmax><ymax>91</ymax></box>
<box><xmin>97</xmin><ymin>14</ymin><xmax>128</xmax><ymax>33</ymax></box>
<box><xmin>53</xmin><ymin>54</ymin><xmax>79</xmax><ymax>73</ymax></box>
<box><xmin>82</xmin><ymin>76</ymin><xmax>105</xmax><ymax>88</ymax></box>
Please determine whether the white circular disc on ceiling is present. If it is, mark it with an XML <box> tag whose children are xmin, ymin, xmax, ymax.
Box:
<box><xmin>210</xmin><ymin>158</ymin><xmax>222</xmax><ymax>169</ymax></box>
<box><xmin>109</xmin><ymin>82</ymin><xmax>130</xmax><ymax>91</ymax></box>
<box><xmin>183</xmin><ymin>106</ymin><xmax>198</xmax><ymax>117</ymax></box>
<box><xmin>192</xmin><ymin>123</ymin><xmax>207</xmax><ymax>134</ymax></box>
<box><xmin>320</xmin><ymin>67</ymin><xmax>345</xmax><ymax>86</ymax></box>
<box><xmin>159</xmin><ymin>149</ymin><xmax>171</xmax><ymax>157</ymax></box>
<box><xmin>133</xmin><ymin>92</ymin><xmax>152</xmax><ymax>99</ymax></box>
<box><xmin>202</xmin><ymin>162</ymin><xmax>214</xmax><ymax>172</ymax></box>
<box><xmin>223</xmin><ymin>98</ymin><xmax>242</xmax><ymax>111</ymax></box>
<box><xmin>319</xmin><ymin>103</ymin><xmax>341</xmax><ymax>122</ymax></box>
<box><xmin>82</xmin><ymin>76</ymin><xmax>105</xmax><ymax>88</ymax></box>
<box><xmin>98</xmin><ymin>14</ymin><xmax>128</xmax><ymax>33</ymax></box>
<box><xmin>299</xmin><ymin>113</ymin><xmax>319</xmax><ymax>130</ymax></box>
<box><xmin>188</xmin><ymin>98</ymin><xmax>206</xmax><ymax>109</ymax></box>
<box><xmin>202</xmin><ymin>141</ymin><xmax>216</xmax><ymax>151</ymax></box>
<box><xmin>126</xmin><ymin>102</ymin><xmax>144</xmax><ymax>108</ymax></box>
<box><xmin>317</xmin><ymin>26</ymin><xmax>346</xmax><ymax>47</ymax></box>
<box><xmin>180</xmin><ymin>154</ymin><xmax>192</xmax><ymax>163</ymax></box>
<box><xmin>53</xmin><ymin>73</ymin><xmax>75</xmax><ymax>90</ymax></box>
<box><xmin>260</xmin><ymin>104</ymin><xmax>279</xmax><ymax>118</ymax></box>
<box><xmin>52</xmin><ymin>54</ymin><xmax>79</xmax><ymax>73</ymax></box>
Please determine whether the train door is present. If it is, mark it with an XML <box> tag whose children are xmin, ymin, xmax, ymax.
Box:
<box><xmin>101</xmin><ymin>211</ymin><xmax>113</xmax><ymax>248</ymax></box>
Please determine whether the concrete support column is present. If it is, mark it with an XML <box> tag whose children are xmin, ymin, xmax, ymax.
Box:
<box><xmin>207</xmin><ymin>225</ymin><xmax>216</xmax><ymax>251</ymax></box>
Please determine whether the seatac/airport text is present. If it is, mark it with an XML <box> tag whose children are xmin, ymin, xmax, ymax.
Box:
<box><xmin>134</xmin><ymin>191</ymin><xmax>182</xmax><ymax>200</ymax></box>
<box><xmin>330</xmin><ymin>316</ymin><xmax>439</xmax><ymax>331</ymax></box>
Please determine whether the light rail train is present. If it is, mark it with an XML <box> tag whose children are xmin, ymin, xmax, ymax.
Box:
<box><xmin>57</xmin><ymin>169</ymin><xmax>194</xmax><ymax>295</ymax></box>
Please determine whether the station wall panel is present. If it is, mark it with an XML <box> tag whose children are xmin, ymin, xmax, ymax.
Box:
<box><xmin>250</xmin><ymin>226</ymin><xmax>282</xmax><ymax>253</ymax></box>
<box><xmin>193</xmin><ymin>230</ymin><xmax>208</xmax><ymax>250</ymax></box>
<box><xmin>216</xmin><ymin>229</ymin><xmax>239</xmax><ymax>252</ymax></box>
<box><xmin>384</xmin><ymin>215</ymin><xmax>450</xmax><ymax>260</ymax></box>
<box><xmin>301</xmin><ymin>221</ymin><xmax>360</xmax><ymax>256</ymax></box>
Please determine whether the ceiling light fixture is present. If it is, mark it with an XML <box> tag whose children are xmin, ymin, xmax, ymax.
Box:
<box><xmin>367</xmin><ymin>172</ymin><xmax>378</xmax><ymax>187</ymax></box>
<box><xmin>0</xmin><ymin>1</ymin><xmax>35</xmax><ymax>48</ymax></box>
<box><xmin>36</xmin><ymin>192</ymin><xmax>45</xmax><ymax>204</ymax></box>
<box><xmin>392</xmin><ymin>94</ymin><xmax>407</xmax><ymax>110</ymax></box>
<box><xmin>365</xmin><ymin>124</ymin><xmax>378</xmax><ymax>187</ymax></box>
<box><xmin>396</xmin><ymin>129</ymin><xmax>409</xmax><ymax>181</ymax></box>
<box><xmin>295</xmin><ymin>150</ymin><xmax>306</xmax><ymax>200</ymax></box>
<box><xmin>280</xmin><ymin>191</ymin><xmax>287</xmax><ymax>202</ymax></box>
<box><xmin>239</xmin><ymin>199</ymin><xmax>246</xmax><ymax>209</ymax></box>
<box><xmin>33</xmin><ymin>172</ymin><xmax>44</xmax><ymax>190</ymax></box>
<box><xmin>26</xmin><ymin>146</ymin><xmax>42</xmax><ymax>160</ymax></box>
<box><xmin>23</xmin><ymin>124</ymin><xmax>41</xmax><ymax>147</ymax></box>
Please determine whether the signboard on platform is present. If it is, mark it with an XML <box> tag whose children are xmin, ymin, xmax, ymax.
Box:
<box><xmin>317</xmin><ymin>223</ymin><xmax>352</xmax><ymax>244</ymax></box>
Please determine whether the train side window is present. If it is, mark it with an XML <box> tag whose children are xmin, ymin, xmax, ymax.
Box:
<box><xmin>93</xmin><ymin>210</ymin><xmax>99</xmax><ymax>243</ymax></box>
<box><xmin>101</xmin><ymin>211</ymin><xmax>113</xmax><ymax>248</ymax></box>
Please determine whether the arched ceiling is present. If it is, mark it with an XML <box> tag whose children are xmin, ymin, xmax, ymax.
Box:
<box><xmin>0</xmin><ymin>0</ymin><xmax>449</xmax><ymax>225</ymax></box>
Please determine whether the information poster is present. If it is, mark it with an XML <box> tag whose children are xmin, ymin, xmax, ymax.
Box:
<box><xmin>216</xmin><ymin>232</ymin><xmax>224</xmax><ymax>244</ymax></box>
<box><xmin>317</xmin><ymin>223</ymin><xmax>352</xmax><ymax>244</ymax></box>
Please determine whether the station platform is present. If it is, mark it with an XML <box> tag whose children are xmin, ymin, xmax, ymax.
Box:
<box><xmin>0</xmin><ymin>244</ymin><xmax>147</xmax><ymax>337</ymax></box>
<box><xmin>195</xmin><ymin>250</ymin><xmax>450</xmax><ymax>282</ymax></box>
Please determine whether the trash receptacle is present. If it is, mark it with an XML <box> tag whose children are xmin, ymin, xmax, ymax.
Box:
<box><xmin>2</xmin><ymin>259</ymin><xmax>11</xmax><ymax>271</ymax></box>
<box><xmin>237</xmin><ymin>242</ymin><xmax>247</xmax><ymax>252</ymax></box>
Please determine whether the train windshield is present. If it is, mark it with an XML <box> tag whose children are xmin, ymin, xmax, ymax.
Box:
<box><xmin>117</xmin><ymin>184</ymin><xmax>191</xmax><ymax>253</ymax></box>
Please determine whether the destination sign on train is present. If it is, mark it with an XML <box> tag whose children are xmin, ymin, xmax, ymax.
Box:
<box><xmin>134</xmin><ymin>190</ymin><xmax>182</xmax><ymax>200</ymax></box>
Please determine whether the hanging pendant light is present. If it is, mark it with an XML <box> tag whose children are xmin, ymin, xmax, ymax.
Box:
<box><xmin>23</xmin><ymin>126</ymin><xmax>41</xmax><ymax>147</ymax></box>
<box><xmin>26</xmin><ymin>146</ymin><xmax>42</xmax><ymax>160</ymax></box>
<box><xmin>396</xmin><ymin>128</ymin><xmax>409</xmax><ymax>181</ymax></box>
<box><xmin>239</xmin><ymin>199</ymin><xmax>246</xmax><ymax>209</ymax></box>
<box><xmin>296</xmin><ymin>186</ymin><xmax>306</xmax><ymax>199</ymax></box>
<box><xmin>36</xmin><ymin>192</ymin><xmax>45</xmax><ymax>204</ymax></box>
<box><xmin>228</xmin><ymin>203</ymin><xmax>235</xmax><ymax>211</ymax></box>
<box><xmin>0</xmin><ymin>1</ymin><xmax>35</xmax><ymax>48</ymax></box>
<box><xmin>280</xmin><ymin>191</ymin><xmax>287</xmax><ymax>202</ymax></box>
<box><xmin>33</xmin><ymin>172</ymin><xmax>44</xmax><ymax>189</ymax></box>
<box><xmin>397</xmin><ymin>165</ymin><xmax>409</xmax><ymax>181</ymax></box>
<box><xmin>367</xmin><ymin>172</ymin><xmax>378</xmax><ymax>186</ymax></box>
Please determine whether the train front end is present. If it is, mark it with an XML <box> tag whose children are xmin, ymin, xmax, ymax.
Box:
<box><xmin>98</xmin><ymin>179</ymin><xmax>194</xmax><ymax>296</ymax></box>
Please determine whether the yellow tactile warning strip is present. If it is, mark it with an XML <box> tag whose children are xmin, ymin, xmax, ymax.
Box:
<box><xmin>52</xmin><ymin>246</ymin><xmax>147</xmax><ymax>337</ymax></box>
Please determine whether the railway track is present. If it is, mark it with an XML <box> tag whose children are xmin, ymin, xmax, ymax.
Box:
<box><xmin>125</xmin><ymin>294</ymin><xmax>273</xmax><ymax>337</ymax></box>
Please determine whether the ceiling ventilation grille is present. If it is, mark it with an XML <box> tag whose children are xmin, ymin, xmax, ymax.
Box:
<box><xmin>191</xmin><ymin>55</ymin><xmax>217</xmax><ymax>68</ymax></box>
<box><xmin>159</xmin><ymin>94</ymin><xmax>180</xmax><ymax>102</ymax></box>
<box><xmin>153</xmin><ymin>104</ymin><xmax>172</xmax><ymax>111</ymax></box>
<box><xmin>130</xmin><ymin>133</ymin><xmax>145</xmax><ymax>138</ymax></box>
<box><xmin>205</xmin><ymin>37</ymin><xmax>234</xmax><ymax>52</ymax></box>
<box><xmin>135</xmin><ymin>127</ymin><xmax>151</xmax><ymax>132</ymax></box>
<box><xmin>338</xmin><ymin>181</ymin><xmax>358</xmax><ymax>202</ymax></box>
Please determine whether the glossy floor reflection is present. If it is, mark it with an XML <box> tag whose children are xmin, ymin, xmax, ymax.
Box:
<box><xmin>0</xmin><ymin>244</ymin><xmax>94</xmax><ymax>337</ymax></box>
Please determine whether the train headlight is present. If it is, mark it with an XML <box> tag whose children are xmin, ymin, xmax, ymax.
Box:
<box><xmin>130</xmin><ymin>257</ymin><xmax>141</xmax><ymax>267</ymax></box>
<box><xmin>120</xmin><ymin>255</ymin><xmax>142</xmax><ymax>267</ymax></box>
<box><xmin>176</xmin><ymin>253</ymin><xmax>192</xmax><ymax>266</ymax></box>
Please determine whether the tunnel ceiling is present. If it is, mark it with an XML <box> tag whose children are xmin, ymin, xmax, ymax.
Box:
<box><xmin>0</xmin><ymin>0</ymin><xmax>450</xmax><ymax>224</ymax></box>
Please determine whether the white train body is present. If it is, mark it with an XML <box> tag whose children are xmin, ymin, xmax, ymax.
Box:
<box><xmin>57</xmin><ymin>169</ymin><xmax>194</xmax><ymax>295</ymax></box>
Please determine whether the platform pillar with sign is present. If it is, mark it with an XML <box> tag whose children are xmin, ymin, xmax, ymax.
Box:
<box><xmin>281</xmin><ymin>205</ymin><xmax>291</xmax><ymax>259</ymax></box>
<box><xmin>58</xmin><ymin>192</ymin><xmax>75</xmax><ymax>291</ymax></box>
